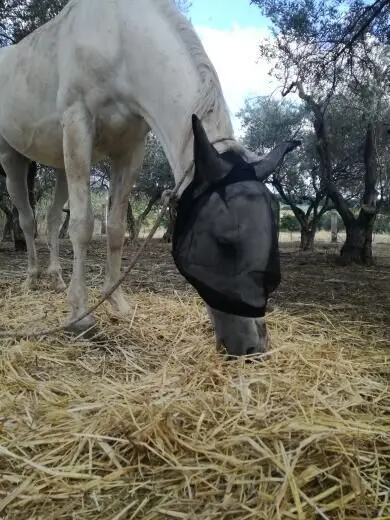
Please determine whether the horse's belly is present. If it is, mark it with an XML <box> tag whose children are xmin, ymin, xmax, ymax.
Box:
<box><xmin>20</xmin><ymin>121</ymin><xmax>64</xmax><ymax>168</ymax></box>
<box><xmin>0</xmin><ymin>79</ymin><xmax>146</xmax><ymax>168</ymax></box>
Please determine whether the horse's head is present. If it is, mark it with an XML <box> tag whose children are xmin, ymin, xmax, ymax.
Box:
<box><xmin>172</xmin><ymin>114</ymin><xmax>301</xmax><ymax>358</ymax></box>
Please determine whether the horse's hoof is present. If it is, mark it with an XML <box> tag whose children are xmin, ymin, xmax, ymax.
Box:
<box><xmin>63</xmin><ymin>315</ymin><xmax>98</xmax><ymax>339</ymax></box>
<box><xmin>47</xmin><ymin>270</ymin><xmax>67</xmax><ymax>292</ymax></box>
<box><xmin>103</xmin><ymin>287</ymin><xmax>131</xmax><ymax>315</ymax></box>
<box><xmin>54</xmin><ymin>280</ymin><xmax>67</xmax><ymax>293</ymax></box>
<box><xmin>108</xmin><ymin>297</ymin><xmax>131</xmax><ymax>315</ymax></box>
<box><xmin>22</xmin><ymin>278</ymin><xmax>39</xmax><ymax>292</ymax></box>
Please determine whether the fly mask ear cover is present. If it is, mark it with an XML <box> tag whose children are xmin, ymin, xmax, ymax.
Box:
<box><xmin>171</xmin><ymin>153</ymin><xmax>281</xmax><ymax>317</ymax></box>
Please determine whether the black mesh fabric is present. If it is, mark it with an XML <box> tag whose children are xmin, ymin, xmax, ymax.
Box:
<box><xmin>172</xmin><ymin>154</ymin><xmax>281</xmax><ymax>317</ymax></box>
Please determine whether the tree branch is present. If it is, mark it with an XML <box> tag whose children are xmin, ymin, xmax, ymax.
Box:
<box><xmin>272</xmin><ymin>177</ymin><xmax>307</xmax><ymax>228</ymax></box>
<box><xmin>333</xmin><ymin>0</ymin><xmax>389</xmax><ymax>61</ymax></box>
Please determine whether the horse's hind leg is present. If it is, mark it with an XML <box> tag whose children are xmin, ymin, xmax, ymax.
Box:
<box><xmin>46</xmin><ymin>169</ymin><xmax>68</xmax><ymax>291</ymax></box>
<box><xmin>0</xmin><ymin>142</ymin><xmax>40</xmax><ymax>289</ymax></box>
<box><xmin>103</xmin><ymin>133</ymin><xmax>147</xmax><ymax>314</ymax></box>
<box><xmin>62</xmin><ymin>102</ymin><xmax>95</xmax><ymax>334</ymax></box>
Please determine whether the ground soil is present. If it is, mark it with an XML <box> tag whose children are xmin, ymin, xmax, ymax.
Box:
<box><xmin>0</xmin><ymin>236</ymin><xmax>389</xmax><ymax>331</ymax></box>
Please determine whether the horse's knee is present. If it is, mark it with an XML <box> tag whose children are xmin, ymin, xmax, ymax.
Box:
<box><xmin>47</xmin><ymin>209</ymin><xmax>62</xmax><ymax>231</ymax></box>
<box><xmin>107</xmin><ymin>221</ymin><xmax>126</xmax><ymax>249</ymax></box>
<box><xmin>18</xmin><ymin>212</ymin><xmax>36</xmax><ymax>237</ymax></box>
<box><xmin>22</xmin><ymin>266</ymin><xmax>41</xmax><ymax>290</ymax></box>
<box><xmin>47</xmin><ymin>265</ymin><xmax>67</xmax><ymax>292</ymax></box>
<box><xmin>69</xmin><ymin>213</ymin><xmax>94</xmax><ymax>244</ymax></box>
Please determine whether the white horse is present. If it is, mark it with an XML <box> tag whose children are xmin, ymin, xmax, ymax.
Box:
<box><xmin>0</xmin><ymin>0</ymin><xmax>299</xmax><ymax>356</ymax></box>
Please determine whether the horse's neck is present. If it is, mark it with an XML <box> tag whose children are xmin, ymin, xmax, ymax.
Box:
<box><xmin>153</xmin><ymin>108</ymin><xmax>235</xmax><ymax>192</ymax></box>
<box><xmin>118</xmin><ymin>0</ymin><xmax>234</xmax><ymax>186</ymax></box>
<box><xmin>135</xmin><ymin>70</ymin><xmax>234</xmax><ymax>191</ymax></box>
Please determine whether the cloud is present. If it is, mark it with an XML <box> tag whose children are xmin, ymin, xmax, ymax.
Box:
<box><xmin>195</xmin><ymin>23</ymin><xmax>281</xmax><ymax>135</ymax></box>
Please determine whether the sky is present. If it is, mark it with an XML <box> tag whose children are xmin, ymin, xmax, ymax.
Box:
<box><xmin>189</xmin><ymin>0</ymin><xmax>280</xmax><ymax>135</ymax></box>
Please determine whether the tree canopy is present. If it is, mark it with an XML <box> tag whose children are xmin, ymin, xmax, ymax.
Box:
<box><xmin>247</xmin><ymin>0</ymin><xmax>390</xmax><ymax>263</ymax></box>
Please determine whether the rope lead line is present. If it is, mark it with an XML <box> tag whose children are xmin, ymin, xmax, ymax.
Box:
<box><xmin>0</xmin><ymin>166</ymin><xmax>192</xmax><ymax>340</ymax></box>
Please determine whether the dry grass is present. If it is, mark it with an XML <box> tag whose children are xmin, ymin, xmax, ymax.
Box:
<box><xmin>0</xmin><ymin>285</ymin><xmax>389</xmax><ymax>520</ymax></box>
<box><xmin>278</xmin><ymin>230</ymin><xmax>390</xmax><ymax>245</ymax></box>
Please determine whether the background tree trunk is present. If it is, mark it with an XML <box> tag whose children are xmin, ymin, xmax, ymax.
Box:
<box><xmin>338</xmin><ymin>123</ymin><xmax>378</xmax><ymax>265</ymax></box>
<box><xmin>330</xmin><ymin>211</ymin><xmax>338</xmax><ymax>243</ymax></box>
<box><xmin>59</xmin><ymin>208</ymin><xmax>70</xmax><ymax>239</ymax></box>
<box><xmin>300</xmin><ymin>225</ymin><xmax>316</xmax><ymax>251</ymax></box>
<box><xmin>126</xmin><ymin>201</ymin><xmax>137</xmax><ymax>242</ymax></box>
<box><xmin>272</xmin><ymin>176</ymin><xmax>327</xmax><ymax>251</ymax></box>
<box><xmin>339</xmin><ymin>211</ymin><xmax>376</xmax><ymax>265</ymax></box>
<box><xmin>162</xmin><ymin>203</ymin><xmax>176</xmax><ymax>243</ymax></box>
<box><xmin>1</xmin><ymin>208</ymin><xmax>13</xmax><ymax>242</ymax></box>
<box><xmin>134</xmin><ymin>191</ymin><xmax>162</xmax><ymax>239</ymax></box>
<box><xmin>12</xmin><ymin>206</ymin><xmax>27</xmax><ymax>251</ymax></box>
<box><xmin>101</xmin><ymin>204</ymin><xmax>107</xmax><ymax>235</ymax></box>
<box><xmin>295</xmin><ymin>82</ymin><xmax>378</xmax><ymax>265</ymax></box>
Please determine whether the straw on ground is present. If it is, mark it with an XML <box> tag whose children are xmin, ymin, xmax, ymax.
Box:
<box><xmin>0</xmin><ymin>286</ymin><xmax>389</xmax><ymax>520</ymax></box>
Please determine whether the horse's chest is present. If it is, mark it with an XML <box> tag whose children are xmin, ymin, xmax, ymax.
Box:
<box><xmin>93</xmin><ymin>101</ymin><xmax>143</xmax><ymax>155</ymax></box>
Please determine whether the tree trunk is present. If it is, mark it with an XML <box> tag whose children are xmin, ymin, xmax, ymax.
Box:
<box><xmin>101</xmin><ymin>204</ymin><xmax>107</xmax><ymax>235</ymax></box>
<box><xmin>294</xmin><ymin>82</ymin><xmax>379</xmax><ymax>266</ymax></box>
<box><xmin>134</xmin><ymin>191</ymin><xmax>162</xmax><ymax>238</ymax></box>
<box><xmin>2</xmin><ymin>214</ymin><xmax>13</xmax><ymax>241</ymax></box>
<box><xmin>271</xmin><ymin>176</ymin><xmax>326</xmax><ymax>249</ymax></box>
<box><xmin>300</xmin><ymin>225</ymin><xmax>316</xmax><ymax>251</ymax></box>
<box><xmin>293</xmin><ymin>82</ymin><xmax>376</xmax><ymax>264</ymax></box>
<box><xmin>339</xmin><ymin>123</ymin><xmax>378</xmax><ymax>266</ymax></box>
<box><xmin>12</xmin><ymin>206</ymin><xmax>27</xmax><ymax>251</ymax></box>
<box><xmin>339</xmin><ymin>212</ymin><xmax>375</xmax><ymax>266</ymax></box>
<box><xmin>126</xmin><ymin>201</ymin><xmax>137</xmax><ymax>242</ymax></box>
<box><xmin>162</xmin><ymin>203</ymin><xmax>176</xmax><ymax>243</ymax></box>
<box><xmin>362</xmin><ymin>217</ymin><xmax>375</xmax><ymax>265</ymax></box>
<box><xmin>330</xmin><ymin>211</ymin><xmax>338</xmax><ymax>243</ymax></box>
<box><xmin>1</xmin><ymin>208</ymin><xmax>13</xmax><ymax>242</ymax></box>
<box><xmin>59</xmin><ymin>208</ymin><xmax>70</xmax><ymax>239</ymax></box>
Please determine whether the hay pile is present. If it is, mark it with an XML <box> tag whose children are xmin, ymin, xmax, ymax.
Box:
<box><xmin>0</xmin><ymin>286</ymin><xmax>389</xmax><ymax>519</ymax></box>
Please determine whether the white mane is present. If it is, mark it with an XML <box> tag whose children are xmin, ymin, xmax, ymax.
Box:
<box><xmin>157</xmin><ymin>0</ymin><xmax>235</xmax><ymax>150</ymax></box>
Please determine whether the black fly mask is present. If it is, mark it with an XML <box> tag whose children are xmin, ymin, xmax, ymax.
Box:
<box><xmin>171</xmin><ymin>117</ymin><xmax>283</xmax><ymax>318</ymax></box>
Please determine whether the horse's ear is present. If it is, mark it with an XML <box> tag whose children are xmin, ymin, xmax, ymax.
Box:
<box><xmin>252</xmin><ymin>139</ymin><xmax>301</xmax><ymax>181</ymax></box>
<box><xmin>191</xmin><ymin>114</ymin><xmax>230</xmax><ymax>183</ymax></box>
<box><xmin>192</xmin><ymin>114</ymin><xmax>213</xmax><ymax>156</ymax></box>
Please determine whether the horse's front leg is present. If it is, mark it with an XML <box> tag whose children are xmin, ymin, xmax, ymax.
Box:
<box><xmin>62</xmin><ymin>102</ymin><xmax>95</xmax><ymax>334</ymax></box>
<box><xmin>103</xmin><ymin>138</ymin><xmax>147</xmax><ymax>314</ymax></box>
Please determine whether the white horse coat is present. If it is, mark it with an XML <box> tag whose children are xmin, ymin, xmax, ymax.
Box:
<box><xmin>0</xmin><ymin>0</ymin><xmax>299</xmax><ymax>355</ymax></box>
